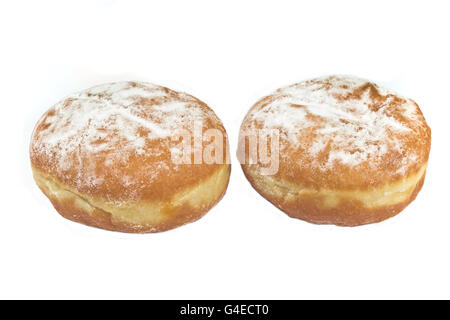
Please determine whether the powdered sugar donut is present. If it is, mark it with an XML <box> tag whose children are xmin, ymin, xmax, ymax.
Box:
<box><xmin>31</xmin><ymin>81</ymin><xmax>230</xmax><ymax>232</ymax></box>
<box><xmin>238</xmin><ymin>75</ymin><xmax>431</xmax><ymax>226</ymax></box>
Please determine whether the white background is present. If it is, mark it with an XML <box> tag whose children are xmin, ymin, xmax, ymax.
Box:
<box><xmin>1</xmin><ymin>0</ymin><xmax>449</xmax><ymax>299</ymax></box>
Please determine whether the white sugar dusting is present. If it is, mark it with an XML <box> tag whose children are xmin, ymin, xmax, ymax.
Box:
<box><xmin>31</xmin><ymin>81</ymin><xmax>208</xmax><ymax>187</ymax></box>
<box><xmin>247</xmin><ymin>76</ymin><xmax>421</xmax><ymax>169</ymax></box>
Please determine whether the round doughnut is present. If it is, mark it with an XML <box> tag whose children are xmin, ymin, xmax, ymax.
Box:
<box><xmin>30</xmin><ymin>81</ymin><xmax>231</xmax><ymax>233</ymax></box>
<box><xmin>238</xmin><ymin>75</ymin><xmax>431</xmax><ymax>226</ymax></box>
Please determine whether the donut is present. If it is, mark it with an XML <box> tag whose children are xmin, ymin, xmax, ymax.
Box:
<box><xmin>30</xmin><ymin>82</ymin><xmax>231</xmax><ymax>233</ymax></box>
<box><xmin>238</xmin><ymin>75</ymin><xmax>431</xmax><ymax>226</ymax></box>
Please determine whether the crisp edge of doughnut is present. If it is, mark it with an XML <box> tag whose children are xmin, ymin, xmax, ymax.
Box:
<box><xmin>241</xmin><ymin>163</ymin><xmax>427</xmax><ymax>226</ymax></box>
<box><xmin>32</xmin><ymin>164</ymin><xmax>231</xmax><ymax>233</ymax></box>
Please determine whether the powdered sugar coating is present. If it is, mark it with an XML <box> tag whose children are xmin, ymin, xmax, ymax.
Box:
<box><xmin>241</xmin><ymin>75</ymin><xmax>431</xmax><ymax>187</ymax></box>
<box><xmin>30</xmin><ymin>81</ymin><xmax>226</xmax><ymax>201</ymax></box>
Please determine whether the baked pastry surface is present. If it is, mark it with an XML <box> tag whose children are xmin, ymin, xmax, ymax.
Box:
<box><xmin>238</xmin><ymin>75</ymin><xmax>431</xmax><ymax>226</ymax></box>
<box><xmin>31</xmin><ymin>81</ymin><xmax>230</xmax><ymax>232</ymax></box>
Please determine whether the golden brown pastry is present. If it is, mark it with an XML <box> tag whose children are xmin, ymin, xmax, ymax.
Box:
<box><xmin>30</xmin><ymin>81</ymin><xmax>230</xmax><ymax>233</ymax></box>
<box><xmin>238</xmin><ymin>75</ymin><xmax>431</xmax><ymax>226</ymax></box>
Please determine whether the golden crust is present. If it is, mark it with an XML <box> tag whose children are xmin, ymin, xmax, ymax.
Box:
<box><xmin>33</xmin><ymin>164</ymin><xmax>230</xmax><ymax>233</ymax></box>
<box><xmin>242</xmin><ymin>163</ymin><xmax>426</xmax><ymax>226</ymax></box>
<box><xmin>239</xmin><ymin>76</ymin><xmax>431</xmax><ymax>226</ymax></box>
<box><xmin>30</xmin><ymin>82</ymin><xmax>231</xmax><ymax>232</ymax></box>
